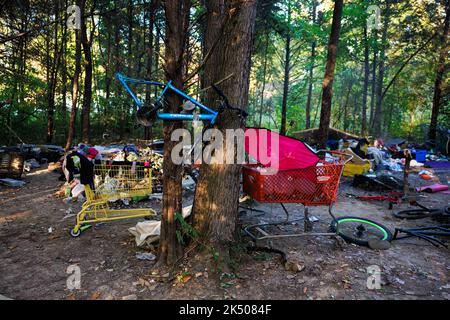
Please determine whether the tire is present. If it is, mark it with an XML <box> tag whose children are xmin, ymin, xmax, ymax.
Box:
<box><xmin>393</xmin><ymin>208</ymin><xmax>440</xmax><ymax>220</ymax></box>
<box><xmin>70</xmin><ymin>228</ymin><xmax>81</xmax><ymax>237</ymax></box>
<box><xmin>136</xmin><ymin>104</ymin><xmax>160</xmax><ymax>127</ymax></box>
<box><xmin>330</xmin><ymin>216</ymin><xmax>393</xmax><ymax>247</ymax></box>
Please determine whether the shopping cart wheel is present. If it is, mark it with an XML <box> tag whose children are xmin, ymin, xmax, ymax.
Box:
<box><xmin>330</xmin><ymin>216</ymin><xmax>392</xmax><ymax>247</ymax></box>
<box><xmin>70</xmin><ymin>228</ymin><xmax>81</xmax><ymax>237</ymax></box>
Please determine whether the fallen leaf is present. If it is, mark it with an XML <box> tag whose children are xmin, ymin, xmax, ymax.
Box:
<box><xmin>90</xmin><ymin>292</ymin><xmax>101</xmax><ymax>300</ymax></box>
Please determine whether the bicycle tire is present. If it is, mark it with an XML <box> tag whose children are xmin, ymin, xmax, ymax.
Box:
<box><xmin>330</xmin><ymin>216</ymin><xmax>393</xmax><ymax>247</ymax></box>
<box><xmin>393</xmin><ymin>208</ymin><xmax>441</xmax><ymax>220</ymax></box>
<box><xmin>136</xmin><ymin>104</ymin><xmax>159</xmax><ymax>127</ymax></box>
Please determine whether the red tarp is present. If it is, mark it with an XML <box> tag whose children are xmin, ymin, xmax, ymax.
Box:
<box><xmin>244</xmin><ymin>128</ymin><xmax>319</xmax><ymax>170</ymax></box>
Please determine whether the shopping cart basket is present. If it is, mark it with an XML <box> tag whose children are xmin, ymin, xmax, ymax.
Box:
<box><xmin>242</xmin><ymin>128</ymin><xmax>352</xmax><ymax>241</ymax></box>
<box><xmin>70</xmin><ymin>162</ymin><xmax>156</xmax><ymax>237</ymax></box>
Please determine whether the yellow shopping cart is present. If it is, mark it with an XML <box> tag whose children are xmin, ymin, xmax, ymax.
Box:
<box><xmin>70</xmin><ymin>162</ymin><xmax>156</xmax><ymax>237</ymax></box>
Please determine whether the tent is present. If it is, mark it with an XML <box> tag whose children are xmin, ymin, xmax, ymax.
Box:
<box><xmin>244</xmin><ymin>128</ymin><xmax>319</xmax><ymax>170</ymax></box>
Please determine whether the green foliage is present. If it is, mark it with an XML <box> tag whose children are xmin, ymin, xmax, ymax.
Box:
<box><xmin>0</xmin><ymin>0</ymin><xmax>448</xmax><ymax>145</ymax></box>
<box><xmin>248</xmin><ymin>0</ymin><xmax>449</xmax><ymax>138</ymax></box>
<box><xmin>174</xmin><ymin>212</ymin><xmax>199</xmax><ymax>245</ymax></box>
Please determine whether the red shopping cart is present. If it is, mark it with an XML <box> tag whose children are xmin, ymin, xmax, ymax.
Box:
<box><xmin>242</xmin><ymin>128</ymin><xmax>352</xmax><ymax>241</ymax></box>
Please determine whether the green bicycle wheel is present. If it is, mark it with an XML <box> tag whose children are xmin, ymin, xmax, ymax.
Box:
<box><xmin>330</xmin><ymin>216</ymin><xmax>393</xmax><ymax>247</ymax></box>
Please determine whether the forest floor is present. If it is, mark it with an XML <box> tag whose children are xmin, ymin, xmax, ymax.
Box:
<box><xmin>0</xmin><ymin>165</ymin><xmax>449</xmax><ymax>300</ymax></box>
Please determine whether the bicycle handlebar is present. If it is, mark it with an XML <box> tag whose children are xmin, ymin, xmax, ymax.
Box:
<box><xmin>211</xmin><ymin>84</ymin><xmax>230</xmax><ymax>108</ymax></box>
<box><xmin>211</xmin><ymin>84</ymin><xmax>248</xmax><ymax>118</ymax></box>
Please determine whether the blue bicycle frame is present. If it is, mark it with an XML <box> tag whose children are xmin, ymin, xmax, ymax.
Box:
<box><xmin>116</xmin><ymin>72</ymin><xmax>219</xmax><ymax>124</ymax></box>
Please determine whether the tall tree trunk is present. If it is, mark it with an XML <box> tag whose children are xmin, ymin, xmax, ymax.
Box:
<box><xmin>104</xmin><ymin>13</ymin><xmax>112</xmax><ymax>116</ymax></box>
<box><xmin>280</xmin><ymin>0</ymin><xmax>292</xmax><ymax>136</ymax></box>
<box><xmin>317</xmin><ymin>0</ymin><xmax>344</xmax><ymax>148</ymax></box>
<box><xmin>305</xmin><ymin>0</ymin><xmax>317</xmax><ymax>129</ymax></box>
<box><xmin>158</xmin><ymin>0</ymin><xmax>191</xmax><ymax>266</ymax></box>
<box><xmin>65</xmin><ymin>29</ymin><xmax>82</xmax><ymax>151</ymax></box>
<box><xmin>114</xmin><ymin>2</ymin><xmax>123</xmax><ymax>139</ymax></box>
<box><xmin>258</xmin><ymin>33</ymin><xmax>269</xmax><ymax>128</ymax></box>
<box><xmin>144</xmin><ymin>0</ymin><xmax>159</xmax><ymax>141</ymax></box>
<box><xmin>192</xmin><ymin>0</ymin><xmax>257</xmax><ymax>264</ymax></box>
<box><xmin>429</xmin><ymin>0</ymin><xmax>449</xmax><ymax>141</ymax></box>
<box><xmin>372</xmin><ymin>1</ymin><xmax>390</xmax><ymax>137</ymax></box>
<box><xmin>80</xmin><ymin>0</ymin><xmax>94</xmax><ymax>143</ymax></box>
<box><xmin>61</xmin><ymin>0</ymin><xmax>68</xmax><ymax>139</ymax></box>
<box><xmin>361</xmin><ymin>26</ymin><xmax>370</xmax><ymax>135</ymax></box>
<box><xmin>154</xmin><ymin>22</ymin><xmax>161</xmax><ymax>96</ymax></box>
<box><xmin>46</xmin><ymin>1</ymin><xmax>60</xmax><ymax>143</ymax></box>
<box><xmin>121</xmin><ymin>0</ymin><xmax>134</xmax><ymax>138</ymax></box>
<box><xmin>369</xmin><ymin>30</ymin><xmax>378</xmax><ymax>128</ymax></box>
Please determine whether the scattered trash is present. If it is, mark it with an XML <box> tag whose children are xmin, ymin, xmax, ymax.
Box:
<box><xmin>149</xmin><ymin>193</ymin><xmax>163</xmax><ymax>200</ymax></box>
<box><xmin>128</xmin><ymin>205</ymin><xmax>192</xmax><ymax>246</ymax></box>
<box><xmin>353</xmin><ymin>174</ymin><xmax>402</xmax><ymax>191</ymax></box>
<box><xmin>182</xmin><ymin>175</ymin><xmax>196</xmax><ymax>190</ymax></box>
<box><xmin>418</xmin><ymin>170</ymin><xmax>434</xmax><ymax>181</ymax></box>
<box><xmin>416</xmin><ymin>184</ymin><xmax>449</xmax><ymax>193</ymax></box>
<box><xmin>71</xmin><ymin>182</ymin><xmax>85</xmax><ymax>198</ymax></box>
<box><xmin>48</xmin><ymin>227</ymin><xmax>53</xmax><ymax>233</ymax></box>
<box><xmin>23</xmin><ymin>158</ymin><xmax>40</xmax><ymax>172</ymax></box>
<box><xmin>0</xmin><ymin>178</ymin><xmax>26</xmax><ymax>187</ymax></box>
<box><xmin>136</xmin><ymin>252</ymin><xmax>156</xmax><ymax>261</ymax></box>
<box><xmin>284</xmin><ymin>257</ymin><xmax>305</xmax><ymax>273</ymax></box>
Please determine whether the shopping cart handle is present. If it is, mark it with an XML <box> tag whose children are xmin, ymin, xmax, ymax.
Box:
<box><xmin>316</xmin><ymin>149</ymin><xmax>353</xmax><ymax>164</ymax></box>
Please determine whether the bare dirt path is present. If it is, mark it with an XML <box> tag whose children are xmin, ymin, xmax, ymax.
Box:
<box><xmin>0</xmin><ymin>167</ymin><xmax>448</xmax><ymax>300</ymax></box>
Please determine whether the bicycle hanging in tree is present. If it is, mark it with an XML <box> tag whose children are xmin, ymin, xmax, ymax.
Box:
<box><xmin>116</xmin><ymin>72</ymin><xmax>247</xmax><ymax>127</ymax></box>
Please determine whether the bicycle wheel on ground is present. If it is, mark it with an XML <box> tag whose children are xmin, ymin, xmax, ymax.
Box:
<box><xmin>393</xmin><ymin>208</ymin><xmax>440</xmax><ymax>220</ymax></box>
<box><xmin>330</xmin><ymin>216</ymin><xmax>393</xmax><ymax>247</ymax></box>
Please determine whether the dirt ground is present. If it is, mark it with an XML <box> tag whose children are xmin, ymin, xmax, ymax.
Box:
<box><xmin>0</xmin><ymin>165</ymin><xmax>449</xmax><ymax>300</ymax></box>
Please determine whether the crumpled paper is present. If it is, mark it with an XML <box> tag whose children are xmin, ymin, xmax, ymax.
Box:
<box><xmin>128</xmin><ymin>205</ymin><xmax>192</xmax><ymax>246</ymax></box>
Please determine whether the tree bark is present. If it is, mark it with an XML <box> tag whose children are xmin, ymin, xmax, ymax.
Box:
<box><xmin>361</xmin><ymin>26</ymin><xmax>370</xmax><ymax>135</ymax></box>
<box><xmin>429</xmin><ymin>0</ymin><xmax>449</xmax><ymax>141</ymax></box>
<box><xmin>46</xmin><ymin>1</ymin><xmax>60</xmax><ymax>143</ymax></box>
<box><xmin>61</xmin><ymin>0</ymin><xmax>68</xmax><ymax>139</ymax></box>
<box><xmin>280</xmin><ymin>0</ymin><xmax>292</xmax><ymax>136</ymax></box>
<box><xmin>144</xmin><ymin>0</ymin><xmax>159</xmax><ymax>141</ymax></box>
<box><xmin>158</xmin><ymin>0</ymin><xmax>191</xmax><ymax>266</ymax></box>
<box><xmin>369</xmin><ymin>30</ymin><xmax>378</xmax><ymax>128</ymax></box>
<box><xmin>317</xmin><ymin>0</ymin><xmax>344</xmax><ymax>148</ymax></box>
<box><xmin>372</xmin><ymin>0</ymin><xmax>390</xmax><ymax>137</ymax></box>
<box><xmin>258</xmin><ymin>33</ymin><xmax>269</xmax><ymax>128</ymax></box>
<box><xmin>65</xmin><ymin>28</ymin><xmax>82</xmax><ymax>151</ymax></box>
<box><xmin>80</xmin><ymin>0</ymin><xmax>94</xmax><ymax>143</ymax></box>
<box><xmin>114</xmin><ymin>2</ymin><xmax>123</xmax><ymax>139</ymax></box>
<box><xmin>192</xmin><ymin>0</ymin><xmax>257</xmax><ymax>263</ymax></box>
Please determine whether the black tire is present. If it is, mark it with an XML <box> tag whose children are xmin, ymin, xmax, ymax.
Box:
<box><xmin>136</xmin><ymin>104</ymin><xmax>160</xmax><ymax>127</ymax></box>
<box><xmin>393</xmin><ymin>208</ymin><xmax>440</xmax><ymax>220</ymax></box>
<box><xmin>330</xmin><ymin>216</ymin><xmax>393</xmax><ymax>247</ymax></box>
